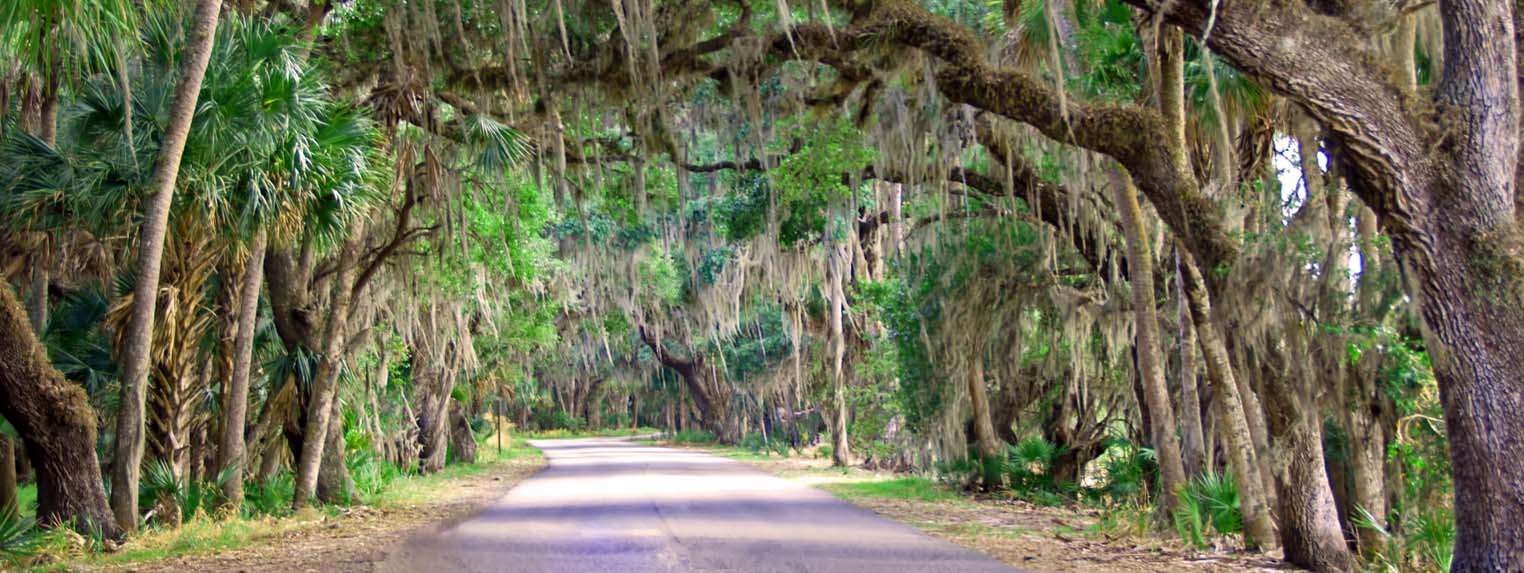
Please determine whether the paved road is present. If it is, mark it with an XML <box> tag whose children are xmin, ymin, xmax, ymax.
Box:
<box><xmin>382</xmin><ymin>437</ymin><xmax>1016</xmax><ymax>572</ymax></box>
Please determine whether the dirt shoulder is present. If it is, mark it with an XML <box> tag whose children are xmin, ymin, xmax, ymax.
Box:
<box><xmin>52</xmin><ymin>446</ymin><xmax>544</xmax><ymax>573</ymax></box>
<box><xmin>692</xmin><ymin>445</ymin><xmax>1297</xmax><ymax>573</ymax></box>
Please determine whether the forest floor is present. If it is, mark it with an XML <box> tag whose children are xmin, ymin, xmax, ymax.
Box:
<box><xmin>27</xmin><ymin>439</ymin><xmax>545</xmax><ymax>573</ymax></box>
<box><xmin>675</xmin><ymin>443</ymin><xmax>1300</xmax><ymax>573</ymax></box>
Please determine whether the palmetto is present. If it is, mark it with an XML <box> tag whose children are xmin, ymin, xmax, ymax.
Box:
<box><xmin>1</xmin><ymin>9</ymin><xmax>382</xmax><ymax>527</ymax></box>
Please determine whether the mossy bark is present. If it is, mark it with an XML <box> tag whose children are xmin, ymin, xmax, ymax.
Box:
<box><xmin>0</xmin><ymin>284</ymin><xmax>120</xmax><ymax>538</ymax></box>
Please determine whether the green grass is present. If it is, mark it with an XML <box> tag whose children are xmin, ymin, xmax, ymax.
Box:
<box><xmin>368</xmin><ymin>440</ymin><xmax>542</xmax><ymax>507</ymax></box>
<box><xmin>21</xmin><ymin>438</ymin><xmax>544</xmax><ymax>571</ymax></box>
<box><xmin>521</xmin><ymin>427</ymin><xmax>663</xmax><ymax>439</ymax></box>
<box><xmin>16</xmin><ymin>484</ymin><xmax>35</xmax><ymax>518</ymax></box>
<box><xmin>822</xmin><ymin>477</ymin><xmax>962</xmax><ymax>503</ymax></box>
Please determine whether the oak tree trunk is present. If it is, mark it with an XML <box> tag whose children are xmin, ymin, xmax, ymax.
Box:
<box><xmin>1260</xmin><ymin>368</ymin><xmax>1357</xmax><ymax>572</ymax></box>
<box><xmin>316</xmin><ymin>401</ymin><xmax>353</xmax><ymax>503</ymax></box>
<box><xmin>448</xmin><ymin>402</ymin><xmax>478</xmax><ymax>465</ymax></box>
<box><xmin>0</xmin><ymin>285</ymin><xmax>120</xmax><ymax>537</ymax></box>
<box><xmin>292</xmin><ymin>235</ymin><xmax>360</xmax><ymax>507</ymax></box>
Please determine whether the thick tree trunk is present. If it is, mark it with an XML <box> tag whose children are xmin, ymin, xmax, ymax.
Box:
<box><xmin>448</xmin><ymin>402</ymin><xmax>478</xmax><ymax>465</ymax></box>
<box><xmin>1260</xmin><ymin>367</ymin><xmax>1356</xmax><ymax>572</ymax></box>
<box><xmin>218</xmin><ymin>228</ymin><xmax>266</xmax><ymax>510</ymax></box>
<box><xmin>292</xmin><ymin>235</ymin><xmax>360</xmax><ymax>507</ymax></box>
<box><xmin>111</xmin><ymin>0</ymin><xmax>224</xmax><ymax>531</ymax></box>
<box><xmin>0</xmin><ymin>285</ymin><xmax>120</xmax><ymax>537</ymax></box>
<box><xmin>1112</xmin><ymin>171</ymin><xmax>1189</xmax><ymax>519</ymax></box>
<box><xmin>638</xmin><ymin>325</ymin><xmax>732</xmax><ymax>441</ymax></box>
<box><xmin>1180</xmin><ymin>255</ymin><xmax>1278</xmax><ymax>550</ymax></box>
<box><xmin>416</xmin><ymin>372</ymin><xmax>451</xmax><ymax>474</ymax></box>
<box><xmin>316</xmin><ymin>401</ymin><xmax>352</xmax><ymax>503</ymax></box>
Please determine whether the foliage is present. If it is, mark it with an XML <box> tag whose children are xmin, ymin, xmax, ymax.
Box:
<box><xmin>0</xmin><ymin>509</ymin><xmax>40</xmax><ymax>563</ymax></box>
<box><xmin>1173</xmin><ymin>472</ymin><xmax>1243</xmax><ymax>547</ymax></box>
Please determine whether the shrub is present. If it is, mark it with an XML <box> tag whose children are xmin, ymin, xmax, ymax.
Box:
<box><xmin>1174</xmin><ymin>471</ymin><xmax>1242</xmax><ymax>546</ymax></box>
<box><xmin>0</xmin><ymin>509</ymin><xmax>38</xmax><ymax>564</ymax></box>
<box><xmin>669</xmin><ymin>429</ymin><xmax>716</xmax><ymax>444</ymax></box>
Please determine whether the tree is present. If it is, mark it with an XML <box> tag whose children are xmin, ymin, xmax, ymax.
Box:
<box><xmin>111</xmin><ymin>0</ymin><xmax>225</xmax><ymax>531</ymax></box>
<box><xmin>217</xmin><ymin>228</ymin><xmax>266</xmax><ymax>510</ymax></box>
<box><xmin>0</xmin><ymin>284</ymin><xmax>119</xmax><ymax>537</ymax></box>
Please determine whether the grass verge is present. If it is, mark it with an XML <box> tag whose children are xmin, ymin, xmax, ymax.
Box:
<box><xmin>18</xmin><ymin>438</ymin><xmax>543</xmax><ymax>572</ymax></box>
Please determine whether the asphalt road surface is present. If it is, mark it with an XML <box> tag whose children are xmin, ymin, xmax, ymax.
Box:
<box><xmin>381</xmin><ymin>436</ymin><xmax>1017</xmax><ymax>572</ymax></box>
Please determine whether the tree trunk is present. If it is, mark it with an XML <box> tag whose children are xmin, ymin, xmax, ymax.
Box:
<box><xmin>1176</xmin><ymin>252</ymin><xmax>1206</xmax><ymax>478</ymax></box>
<box><xmin>316</xmin><ymin>401</ymin><xmax>352</xmax><ymax>504</ymax></box>
<box><xmin>0</xmin><ymin>435</ymin><xmax>16</xmax><ymax>517</ymax></box>
<box><xmin>0</xmin><ymin>285</ymin><xmax>120</xmax><ymax>537</ymax></box>
<box><xmin>1112</xmin><ymin>170</ymin><xmax>1188</xmax><ymax>519</ymax></box>
<box><xmin>258</xmin><ymin>434</ymin><xmax>283</xmax><ymax>482</ymax></box>
<box><xmin>966</xmin><ymin>358</ymin><xmax>1002</xmax><ymax>461</ymax></box>
<box><xmin>449</xmin><ymin>402</ymin><xmax>478</xmax><ymax>465</ymax></box>
<box><xmin>829</xmin><ymin>244</ymin><xmax>850</xmax><ymax>467</ymax></box>
<box><xmin>1349</xmin><ymin>205</ymin><xmax>1388</xmax><ymax>557</ymax></box>
<box><xmin>415</xmin><ymin>357</ymin><xmax>454</xmax><ymax>473</ymax></box>
<box><xmin>111</xmin><ymin>0</ymin><xmax>224</xmax><ymax>531</ymax></box>
<box><xmin>1260</xmin><ymin>369</ymin><xmax>1356</xmax><ymax>572</ymax></box>
<box><xmin>1180</xmin><ymin>254</ymin><xmax>1278</xmax><ymax>550</ymax></box>
<box><xmin>218</xmin><ymin>228</ymin><xmax>266</xmax><ymax>510</ymax></box>
<box><xmin>292</xmin><ymin>235</ymin><xmax>360</xmax><ymax>508</ymax></box>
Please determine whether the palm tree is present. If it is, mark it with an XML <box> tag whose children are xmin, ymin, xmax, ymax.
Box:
<box><xmin>111</xmin><ymin>0</ymin><xmax>226</xmax><ymax>532</ymax></box>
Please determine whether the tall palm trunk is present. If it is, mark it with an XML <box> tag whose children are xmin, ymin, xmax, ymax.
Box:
<box><xmin>1111</xmin><ymin>171</ymin><xmax>1188</xmax><ymax>520</ymax></box>
<box><xmin>1180</xmin><ymin>254</ymin><xmax>1278</xmax><ymax>549</ymax></box>
<box><xmin>828</xmin><ymin>243</ymin><xmax>850</xmax><ymax>467</ymax></box>
<box><xmin>292</xmin><ymin>235</ymin><xmax>361</xmax><ymax>507</ymax></box>
<box><xmin>1348</xmin><ymin>206</ymin><xmax>1388</xmax><ymax>557</ymax></box>
<box><xmin>218</xmin><ymin>229</ymin><xmax>266</xmax><ymax>509</ymax></box>
<box><xmin>0</xmin><ymin>285</ymin><xmax>120</xmax><ymax>538</ymax></box>
<box><xmin>1175</xmin><ymin>252</ymin><xmax>1206</xmax><ymax>477</ymax></box>
<box><xmin>111</xmin><ymin>0</ymin><xmax>224</xmax><ymax>531</ymax></box>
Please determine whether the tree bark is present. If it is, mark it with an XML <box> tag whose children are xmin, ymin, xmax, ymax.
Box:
<box><xmin>0</xmin><ymin>284</ymin><xmax>120</xmax><ymax>538</ymax></box>
<box><xmin>1260</xmin><ymin>367</ymin><xmax>1357</xmax><ymax>572</ymax></box>
<box><xmin>0</xmin><ymin>435</ymin><xmax>16</xmax><ymax>518</ymax></box>
<box><xmin>218</xmin><ymin>228</ymin><xmax>266</xmax><ymax>510</ymax></box>
<box><xmin>111</xmin><ymin>0</ymin><xmax>224</xmax><ymax>531</ymax></box>
<box><xmin>1349</xmin><ymin>205</ymin><xmax>1388</xmax><ymax>557</ymax></box>
<box><xmin>639</xmin><ymin>325</ymin><xmax>732</xmax><ymax>441</ymax></box>
<box><xmin>966</xmin><ymin>358</ymin><xmax>1001</xmax><ymax>461</ymax></box>
<box><xmin>1175</xmin><ymin>252</ymin><xmax>1206</xmax><ymax>478</ymax></box>
<box><xmin>1180</xmin><ymin>254</ymin><xmax>1278</xmax><ymax>550</ymax></box>
<box><xmin>449</xmin><ymin>401</ymin><xmax>478</xmax><ymax>465</ymax></box>
<box><xmin>828</xmin><ymin>243</ymin><xmax>851</xmax><ymax>467</ymax></box>
<box><xmin>292</xmin><ymin>235</ymin><xmax>360</xmax><ymax>508</ymax></box>
<box><xmin>1112</xmin><ymin>170</ymin><xmax>1189</xmax><ymax>520</ymax></box>
<box><xmin>415</xmin><ymin>366</ymin><xmax>452</xmax><ymax>473</ymax></box>
<box><xmin>316</xmin><ymin>400</ymin><xmax>352</xmax><ymax>503</ymax></box>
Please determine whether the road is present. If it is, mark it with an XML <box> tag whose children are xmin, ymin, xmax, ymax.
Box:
<box><xmin>381</xmin><ymin>436</ymin><xmax>1017</xmax><ymax>572</ymax></box>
